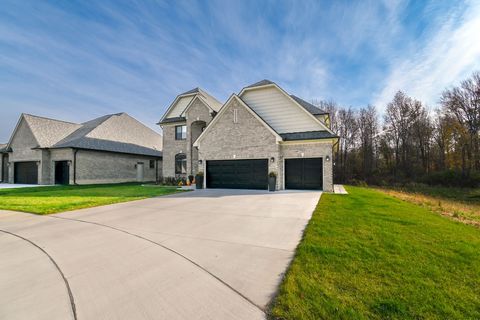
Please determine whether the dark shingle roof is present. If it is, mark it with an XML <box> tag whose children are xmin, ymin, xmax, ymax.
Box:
<box><xmin>179</xmin><ymin>87</ymin><xmax>200</xmax><ymax>95</ymax></box>
<box><xmin>51</xmin><ymin>113</ymin><xmax>162</xmax><ymax>157</ymax></box>
<box><xmin>245</xmin><ymin>79</ymin><xmax>275</xmax><ymax>88</ymax></box>
<box><xmin>158</xmin><ymin>116</ymin><xmax>186</xmax><ymax>124</ymax></box>
<box><xmin>280</xmin><ymin>131</ymin><xmax>338</xmax><ymax>141</ymax></box>
<box><xmin>54</xmin><ymin>137</ymin><xmax>162</xmax><ymax>157</ymax></box>
<box><xmin>290</xmin><ymin>95</ymin><xmax>327</xmax><ymax>115</ymax></box>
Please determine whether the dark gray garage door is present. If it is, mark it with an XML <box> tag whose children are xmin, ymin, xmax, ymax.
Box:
<box><xmin>285</xmin><ymin>158</ymin><xmax>323</xmax><ymax>190</ymax></box>
<box><xmin>206</xmin><ymin>159</ymin><xmax>268</xmax><ymax>189</ymax></box>
<box><xmin>14</xmin><ymin>161</ymin><xmax>38</xmax><ymax>184</ymax></box>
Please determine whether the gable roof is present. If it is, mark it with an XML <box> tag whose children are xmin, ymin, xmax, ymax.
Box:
<box><xmin>6</xmin><ymin>113</ymin><xmax>162</xmax><ymax>157</ymax></box>
<box><xmin>193</xmin><ymin>94</ymin><xmax>282</xmax><ymax>147</ymax></box>
<box><xmin>239</xmin><ymin>80</ymin><xmax>334</xmax><ymax>135</ymax></box>
<box><xmin>242</xmin><ymin>80</ymin><xmax>328</xmax><ymax>117</ymax></box>
<box><xmin>159</xmin><ymin>87</ymin><xmax>222</xmax><ymax>123</ymax></box>
<box><xmin>6</xmin><ymin>114</ymin><xmax>82</xmax><ymax>149</ymax></box>
<box><xmin>52</xmin><ymin>113</ymin><xmax>162</xmax><ymax>157</ymax></box>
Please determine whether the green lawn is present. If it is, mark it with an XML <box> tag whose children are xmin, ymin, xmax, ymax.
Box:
<box><xmin>270</xmin><ymin>186</ymin><xmax>480</xmax><ymax>320</ymax></box>
<box><xmin>0</xmin><ymin>184</ymin><xmax>182</xmax><ymax>214</ymax></box>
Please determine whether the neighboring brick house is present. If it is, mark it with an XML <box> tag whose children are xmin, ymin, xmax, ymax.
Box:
<box><xmin>0</xmin><ymin>113</ymin><xmax>162</xmax><ymax>185</ymax></box>
<box><xmin>159</xmin><ymin>80</ymin><xmax>338</xmax><ymax>191</ymax></box>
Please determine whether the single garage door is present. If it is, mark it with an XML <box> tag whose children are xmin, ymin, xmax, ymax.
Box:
<box><xmin>285</xmin><ymin>158</ymin><xmax>323</xmax><ymax>190</ymax></box>
<box><xmin>206</xmin><ymin>159</ymin><xmax>268</xmax><ymax>190</ymax></box>
<box><xmin>14</xmin><ymin>161</ymin><xmax>38</xmax><ymax>184</ymax></box>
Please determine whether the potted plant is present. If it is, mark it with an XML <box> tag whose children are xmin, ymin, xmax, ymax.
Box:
<box><xmin>195</xmin><ymin>171</ymin><xmax>204</xmax><ymax>189</ymax></box>
<box><xmin>268</xmin><ymin>171</ymin><xmax>277</xmax><ymax>191</ymax></box>
<box><xmin>188</xmin><ymin>175</ymin><xmax>194</xmax><ymax>185</ymax></box>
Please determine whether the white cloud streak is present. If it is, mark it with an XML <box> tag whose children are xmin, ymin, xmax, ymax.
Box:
<box><xmin>374</xmin><ymin>0</ymin><xmax>480</xmax><ymax>112</ymax></box>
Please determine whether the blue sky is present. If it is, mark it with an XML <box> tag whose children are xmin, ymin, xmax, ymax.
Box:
<box><xmin>1</xmin><ymin>0</ymin><xmax>479</xmax><ymax>142</ymax></box>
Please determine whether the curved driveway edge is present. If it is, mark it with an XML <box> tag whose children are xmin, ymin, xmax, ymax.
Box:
<box><xmin>0</xmin><ymin>189</ymin><xmax>321</xmax><ymax>319</ymax></box>
<box><xmin>0</xmin><ymin>229</ymin><xmax>74</xmax><ymax>320</ymax></box>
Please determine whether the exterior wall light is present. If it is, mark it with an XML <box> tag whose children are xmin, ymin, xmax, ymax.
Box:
<box><xmin>326</xmin><ymin>155</ymin><xmax>330</xmax><ymax>162</ymax></box>
<box><xmin>270</xmin><ymin>157</ymin><xmax>275</xmax><ymax>163</ymax></box>
<box><xmin>198</xmin><ymin>159</ymin><xmax>203</xmax><ymax>165</ymax></box>
<box><xmin>36</xmin><ymin>161</ymin><xmax>41</xmax><ymax>166</ymax></box>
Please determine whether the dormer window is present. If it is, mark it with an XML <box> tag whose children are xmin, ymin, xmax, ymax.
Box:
<box><xmin>175</xmin><ymin>125</ymin><xmax>187</xmax><ymax>140</ymax></box>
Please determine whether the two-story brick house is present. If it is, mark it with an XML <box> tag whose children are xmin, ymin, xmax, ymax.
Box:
<box><xmin>158</xmin><ymin>80</ymin><xmax>338</xmax><ymax>191</ymax></box>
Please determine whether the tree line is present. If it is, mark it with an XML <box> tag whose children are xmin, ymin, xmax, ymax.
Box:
<box><xmin>314</xmin><ymin>71</ymin><xmax>480</xmax><ymax>187</ymax></box>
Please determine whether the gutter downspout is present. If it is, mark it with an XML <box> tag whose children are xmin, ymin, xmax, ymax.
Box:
<box><xmin>73</xmin><ymin>149</ymin><xmax>78</xmax><ymax>185</ymax></box>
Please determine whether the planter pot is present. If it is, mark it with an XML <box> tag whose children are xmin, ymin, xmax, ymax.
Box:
<box><xmin>195</xmin><ymin>175</ymin><xmax>204</xmax><ymax>189</ymax></box>
<box><xmin>268</xmin><ymin>176</ymin><xmax>276</xmax><ymax>191</ymax></box>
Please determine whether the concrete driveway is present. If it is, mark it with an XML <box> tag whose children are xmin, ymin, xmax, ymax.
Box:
<box><xmin>0</xmin><ymin>189</ymin><xmax>321</xmax><ymax>320</ymax></box>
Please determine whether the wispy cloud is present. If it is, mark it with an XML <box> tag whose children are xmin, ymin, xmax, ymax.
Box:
<box><xmin>0</xmin><ymin>0</ymin><xmax>478</xmax><ymax>141</ymax></box>
<box><xmin>373</xmin><ymin>0</ymin><xmax>480</xmax><ymax>111</ymax></box>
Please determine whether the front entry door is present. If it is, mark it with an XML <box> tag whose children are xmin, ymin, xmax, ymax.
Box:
<box><xmin>55</xmin><ymin>161</ymin><xmax>70</xmax><ymax>185</ymax></box>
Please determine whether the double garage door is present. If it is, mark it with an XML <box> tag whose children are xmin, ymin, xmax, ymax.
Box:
<box><xmin>207</xmin><ymin>159</ymin><xmax>268</xmax><ymax>189</ymax></box>
<box><xmin>14</xmin><ymin>162</ymin><xmax>38</xmax><ymax>184</ymax></box>
<box><xmin>206</xmin><ymin>157</ymin><xmax>323</xmax><ymax>190</ymax></box>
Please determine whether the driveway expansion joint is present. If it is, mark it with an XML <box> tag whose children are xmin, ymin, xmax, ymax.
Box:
<box><xmin>0</xmin><ymin>229</ymin><xmax>77</xmax><ymax>320</ymax></box>
<box><xmin>49</xmin><ymin>215</ymin><xmax>267</xmax><ymax>314</ymax></box>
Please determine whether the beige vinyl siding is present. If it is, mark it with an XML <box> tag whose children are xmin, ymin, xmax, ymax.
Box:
<box><xmin>241</xmin><ymin>86</ymin><xmax>323</xmax><ymax>133</ymax></box>
<box><xmin>168</xmin><ymin>96</ymin><xmax>194</xmax><ymax>118</ymax></box>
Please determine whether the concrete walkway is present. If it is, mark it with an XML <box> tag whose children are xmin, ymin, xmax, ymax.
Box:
<box><xmin>0</xmin><ymin>189</ymin><xmax>321</xmax><ymax>320</ymax></box>
<box><xmin>334</xmin><ymin>184</ymin><xmax>348</xmax><ymax>194</ymax></box>
<box><xmin>0</xmin><ymin>183</ymin><xmax>50</xmax><ymax>189</ymax></box>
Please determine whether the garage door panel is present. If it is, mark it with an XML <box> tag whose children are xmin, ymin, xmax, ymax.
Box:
<box><xmin>14</xmin><ymin>162</ymin><xmax>38</xmax><ymax>184</ymax></box>
<box><xmin>285</xmin><ymin>158</ymin><xmax>322</xmax><ymax>190</ymax></box>
<box><xmin>206</xmin><ymin>159</ymin><xmax>268</xmax><ymax>190</ymax></box>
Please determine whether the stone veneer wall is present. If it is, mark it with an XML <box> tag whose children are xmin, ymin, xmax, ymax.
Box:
<box><xmin>197</xmin><ymin>97</ymin><xmax>282</xmax><ymax>189</ymax></box>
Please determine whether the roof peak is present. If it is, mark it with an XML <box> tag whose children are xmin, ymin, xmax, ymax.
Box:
<box><xmin>245</xmin><ymin>79</ymin><xmax>275</xmax><ymax>89</ymax></box>
<box><xmin>22</xmin><ymin>113</ymin><xmax>79</xmax><ymax>125</ymax></box>
<box><xmin>179</xmin><ymin>87</ymin><xmax>201</xmax><ymax>96</ymax></box>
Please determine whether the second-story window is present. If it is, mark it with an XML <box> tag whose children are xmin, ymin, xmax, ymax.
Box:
<box><xmin>175</xmin><ymin>125</ymin><xmax>187</xmax><ymax>140</ymax></box>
